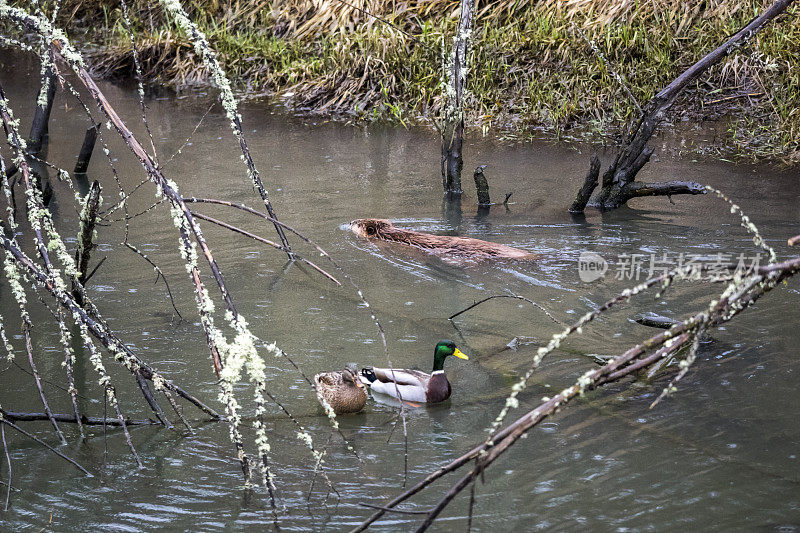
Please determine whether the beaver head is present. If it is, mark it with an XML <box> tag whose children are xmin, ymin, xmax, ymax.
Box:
<box><xmin>349</xmin><ymin>218</ymin><xmax>395</xmax><ymax>238</ymax></box>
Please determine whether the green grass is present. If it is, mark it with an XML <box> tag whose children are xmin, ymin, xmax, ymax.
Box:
<box><xmin>48</xmin><ymin>0</ymin><xmax>800</xmax><ymax>161</ymax></box>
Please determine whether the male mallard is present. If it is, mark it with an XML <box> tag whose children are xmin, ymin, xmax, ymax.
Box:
<box><xmin>360</xmin><ymin>340</ymin><xmax>469</xmax><ymax>403</ymax></box>
<box><xmin>314</xmin><ymin>362</ymin><xmax>368</xmax><ymax>415</ymax></box>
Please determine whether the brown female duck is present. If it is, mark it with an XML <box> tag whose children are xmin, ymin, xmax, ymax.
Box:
<box><xmin>314</xmin><ymin>363</ymin><xmax>368</xmax><ymax>414</ymax></box>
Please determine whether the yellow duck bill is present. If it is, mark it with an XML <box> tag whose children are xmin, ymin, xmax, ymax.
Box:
<box><xmin>453</xmin><ymin>348</ymin><xmax>469</xmax><ymax>360</ymax></box>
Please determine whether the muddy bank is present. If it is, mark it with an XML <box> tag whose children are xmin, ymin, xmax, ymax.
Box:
<box><xmin>34</xmin><ymin>1</ymin><xmax>800</xmax><ymax>162</ymax></box>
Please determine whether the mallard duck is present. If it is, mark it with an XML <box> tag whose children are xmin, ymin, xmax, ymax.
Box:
<box><xmin>314</xmin><ymin>362</ymin><xmax>367</xmax><ymax>414</ymax></box>
<box><xmin>360</xmin><ymin>340</ymin><xmax>469</xmax><ymax>403</ymax></box>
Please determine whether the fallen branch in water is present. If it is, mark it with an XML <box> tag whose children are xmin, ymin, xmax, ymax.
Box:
<box><xmin>0</xmin><ymin>418</ymin><xmax>92</xmax><ymax>477</ymax></box>
<box><xmin>1</xmin><ymin>409</ymin><xmax>159</xmax><ymax>426</ymax></box>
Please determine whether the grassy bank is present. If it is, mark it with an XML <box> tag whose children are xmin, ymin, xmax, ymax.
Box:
<box><xmin>46</xmin><ymin>0</ymin><xmax>800</xmax><ymax>161</ymax></box>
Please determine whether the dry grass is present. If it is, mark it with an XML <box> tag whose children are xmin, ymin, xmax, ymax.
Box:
<box><xmin>52</xmin><ymin>0</ymin><xmax>800</xmax><ymax>161</ymax></box>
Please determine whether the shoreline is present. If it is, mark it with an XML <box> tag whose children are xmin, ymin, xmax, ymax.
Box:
<box><xmin>16</xmin><ymin>1</ymin><xmax>800</xmax><ymax>163</ymax></box>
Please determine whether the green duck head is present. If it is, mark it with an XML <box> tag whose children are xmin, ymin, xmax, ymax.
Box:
<box><xmin>432</xmin><ymin>340</ymin><xmax>469</xmax><ymax>372</ymax></box>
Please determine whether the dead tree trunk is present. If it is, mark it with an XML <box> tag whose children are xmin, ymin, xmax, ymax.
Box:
<box><xmin>441</xmin><ymin>0</ymin><xmax>476</xmax><ymax>195</ymax></box>
<box><xmin>576</xmin><ymin>0</ymin><xmax>795</xmax><ymax>211</ymax></box>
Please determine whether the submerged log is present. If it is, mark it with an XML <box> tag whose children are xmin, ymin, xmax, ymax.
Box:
<box><xmin>612</xmin><ymin>180</ymin><xmax>706</xmax><ymax>204</ymax></box>
<box><xmin>634</xmin><ymin>312</ymin><xmax>713</xmax><ymax>345</ymax></box>
<box><xmin>633</xmin><ymin>312</ymin><xmax>679</xmax><ymax>329</ymax></box>
<box><xmin>3</xmin><ymin>73</ymin><xmax>58</xmax><ymax>212</ymax></box>
<box><xmin>74</xmin><ymin>124</ymin><xmax>99</xmax><ymax>175</ymax></box>
<box><xmin>578</xmin><ymin>0</ymin><xmax>795</xmax><ymax>211</ymax></box>
<box><xmin>473</xmin><ymin>165</ymin><xmax>490</xmax><ymax>206</ymax></box>
<box><xmin>27</xmin><ymin>69</ymin><xmax>57</xmax><ymax>156</ymax></box>
<box><xmin>569</xmin><ymin>154</ymin><xmax>600</xmax><ymax>213</ymax></box>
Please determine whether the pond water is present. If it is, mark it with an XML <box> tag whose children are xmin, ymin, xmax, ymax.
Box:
<box><xmin>1</xmin><ymin>55</ymin><xmax>799</xmax><ymax>531</ymax></box>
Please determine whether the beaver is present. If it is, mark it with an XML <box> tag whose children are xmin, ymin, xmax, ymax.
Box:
<box><xmin>349</xmin><ymin>218</ymin><xmax>534</xmax><ymax>261</ymax></box>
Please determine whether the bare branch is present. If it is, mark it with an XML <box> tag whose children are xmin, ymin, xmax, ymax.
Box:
<box><xmin>449</xmin><ymin>294</ymin><xmax>563</xmax><ymax>326</ymax></box>
<box><xmin>1</xmin><ymin>423</ymin><xmax>10</xmax><ymax>511</ymax></box>
<box><xmin>190</xmin><ymin>210</ymin><xmax>340</xmax><ymax>285</ymax></box>
<box><xmin>0</xmin><ymin>419</ymin><xmax>92</xmax><ymax>477</ymax></box>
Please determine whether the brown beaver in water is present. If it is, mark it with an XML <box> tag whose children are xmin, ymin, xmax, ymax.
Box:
<box><xmin>349</xmin><ymin>218</ymin><xmax>534</xmax><ymax>261</ymax></box>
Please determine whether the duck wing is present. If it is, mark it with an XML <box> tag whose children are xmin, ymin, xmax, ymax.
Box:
<box><xmin>369</xmin><ymin>381</ymin><xmax>429</xmax><ymax>403</ymax></box>
<box><xmin>314</xmin><ymin>371</ymin><xmax>343</xmax><ymax>388</ymax></box>
<box><xmin>371</xmin><ymin>368</ymin><xmax>430</xmax><ymax>388</ymax></box>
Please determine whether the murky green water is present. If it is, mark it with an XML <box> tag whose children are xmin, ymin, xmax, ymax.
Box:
<box><xmin>1</xmin><ymin>55</ymin><xmax>799</xmax><ymax>531</ymax></box>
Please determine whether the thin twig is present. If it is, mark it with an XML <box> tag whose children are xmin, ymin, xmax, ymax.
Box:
<box><xmin>163</xmin><ymin>390</ymin><xmax>194</xmax><ymax>433</ymax></box>
<box><xmin>276</xmin><ymin>349</ymin><xmax>314</xmax><ymax>387</ymax></box>
<box><xmin>190</xmin><ymin>211</ymin><xmax>340</xmax><ymax>285</ymax></box>
<box><xmin>1</xmin><ymin>423</ymin><xmax>10</xmax><ymax>511</ymax></box>
<box><xmin>358</xmin><ymin>502</ymin><xmax>429</xmax><ymax>515</ymax></box>
<box><xmin>466</xmin><ymin>478</ymin><xmax>477</xmax><ymax>532</ymax></box>
<box><xmin>307</xmin><ymin>434</ymin><xmax>332</xmax><ymax>501</ymax></box>
<box><xmin>104</xmin><ymin>199</ymin><xmax>165</xmax><ymax>223</ymax></box>
<box><xmin>23</xmin><ymin>326</ymin><xmax>66</xmax><ymax>444</ymax></box>
<box><xmin>0</xmin><ymin>419</ymin><xmax>93</xmax><ymax>477</ymax></box>
<box><xmin>123</xmin><ymin>242</ymin><xmax>184</xmax><ymax>319</ymax></box>
<box><xmin>164</xmin><ymin>101</ymin><xmax>216</xmax><ymax>166</ymax></box>
<box><xmin>58</xmin><ymin>315</ymin><xmax>84</xmax><ymax>438</ymax></box>
<box><xmin>449</xmin><ymin>293</ymin><xmax>563</xmax><ymax>326</ymax></box>
<box><xmin>110</xmin><ymin>388</ymin><xmax>143</xmax><ymax>468</ymax></box>
<box><xmin>119</xmin><ymin>0</ymin><xmax>159</xmax><ymax>164</ymax></box>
